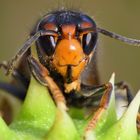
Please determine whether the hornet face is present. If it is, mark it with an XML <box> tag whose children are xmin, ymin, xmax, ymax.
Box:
<box><xmin>36</xmin><ymin>10</ymin><xmax>98</xmax><ymax>92</ymax></box>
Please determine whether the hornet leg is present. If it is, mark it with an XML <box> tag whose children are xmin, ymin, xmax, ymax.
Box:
<box><xmin>84</xmin><ymin>83</ymin><xmax>113</xmax><ymax>134</ymax></box>
<box><xmin>28</xmin><ymin>56</ymin><xmax>67</xmax><ymax>110</ymax></box>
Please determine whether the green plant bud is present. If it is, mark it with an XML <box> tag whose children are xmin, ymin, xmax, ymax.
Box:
<box><xmin>46</xmin><ymin>108</ymin><xmax>80</xmax><ymax>140</ymax></box>
<box><xmin>99</xmin><ymin>90</ymin><xmax>140</xmax><ymax>140</ymax></box>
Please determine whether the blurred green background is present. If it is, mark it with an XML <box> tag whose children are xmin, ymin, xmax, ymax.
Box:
<box><xmin>0</xmin><ymin>0</ymin><xmax>140</xmax><ymax>93</ymax></box>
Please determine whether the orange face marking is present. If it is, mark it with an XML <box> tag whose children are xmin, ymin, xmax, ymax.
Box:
<box><xmin>53</xmin><ymin>39</ymin><xmax>85</xmax><ymax>66</ymax></box>
<box><xmin>51</xmin><ymin>24</ymin><xmax>90</xmax><ymax>89</ymax></box>
<box><xmin>52</xmin><ymin>26</ymin><xmax>89</xmax><ymax>82</ymax></box>
<box><xmin>44</xmin><ymin>23</ymin><xmax>58</xmax><ymax>32</ymax></box>
<box><xmin>53</xmin><ymin>53</ymin><xmax>87</xmax><ymax>82</ymax></box>
<box><xmin>80</xmin><ymin>22</ymin><xmax>93</xmax><ymax>29</ymax></box>
<box><xmin>79</xmin><ymin>22</ymin><xmax>94</xmax><ymax>36</ymax></box>
<box><xmin>61</xmin><ymin>24</ymin><xmax>76</xmax><ymax>39</ymax></box>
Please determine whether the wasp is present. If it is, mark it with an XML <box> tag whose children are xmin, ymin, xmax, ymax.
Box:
<box><xmin>0</xmin><ymin>9</ymin><xmax>140</xmax><ymax>130</ymax></box>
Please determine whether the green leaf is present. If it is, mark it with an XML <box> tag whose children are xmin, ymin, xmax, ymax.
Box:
<box><xmin>0</xmin><ymin>70</ymin><xmax>139</xmax><ymax>140</ymax></box>
<box><xmin>46</xmin><ymin>108</ymin><xmax>81</xmax><ymax>140</ymax></box>
<box><xmin>96</xmin><ymin>73</ymin><xmax>117</xmax><ymax>133</ymax></box>
<box><xmin>99</xmin><ymin>90</ymin><xmax>140</xmax><ymax>140</ymax></box>
<box><xmin>0</xmin><ymin>117</ymin><xmax>18</xmax><ymax>140</ymax></box>
<box><xmin>85</xmin><ymin>73</ymin><xmax>117</xmax><ymax>140</ymax></box>
<box><xmin>68</xmin><ymin>107</ymin><xmax>89</xmax><ymax>136</ymax></box>
<box><xmin>10</xmin><ymin>76</ymin><xmax>56</xmax><ymax>138</ymax></box>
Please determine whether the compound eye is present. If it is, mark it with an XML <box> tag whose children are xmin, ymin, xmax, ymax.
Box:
<box><xmin>82</xmin><ymin>32</ymin><xmax>97</xmax><ymax>55</ymax></box>
<box><xmin>49</xmin><ymin>36</ymin><xmax>56</xmax><ymax>48</ymax></box>
<box><xmin>39</xmin><ymin>35</ymin><xmax>57</xmax><ymax>56</ymax></box>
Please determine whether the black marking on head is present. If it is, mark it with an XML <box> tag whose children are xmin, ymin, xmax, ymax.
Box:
<box><xmin>37</xmin><ymin>10</ymin><xmax>97</xmax><ymax>31</ymax></box>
